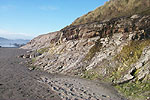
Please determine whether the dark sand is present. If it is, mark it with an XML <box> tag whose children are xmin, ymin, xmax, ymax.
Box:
<box><xmin>0</xmin><ymin>48</ymin><xmax>127</xmax><ymax>100</ymax></box>
<box><xmin>0</xmin><ymin>48</ymin><xmax>61</xmax><ymax>100</ymax></box>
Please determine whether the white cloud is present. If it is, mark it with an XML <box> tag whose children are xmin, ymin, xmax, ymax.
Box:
<box><xmin>39</xmin><ymin>6</ymin><xmax>58</xmax><ymax>11</ymax></box>
<box><xmin>0</xmin><ymin>29</ymin><xmax>34</xmax><ymax>39</ymax></box>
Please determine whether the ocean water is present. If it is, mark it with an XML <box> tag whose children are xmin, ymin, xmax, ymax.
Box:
<box><xmin>0</xmin><ymin>44</ymin><xmax>17</xmax><ymax>48</ymax></box>
<box><xmin>0</xmin><ymin>39</ymin><xmax>29</xmax><ymax>48</ymax></box>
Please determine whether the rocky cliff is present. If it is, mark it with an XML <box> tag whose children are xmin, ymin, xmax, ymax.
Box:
<box><xmin>21</xmin><ymin>0</ymin><xmax>150</xmax><ymax>99</ymax></box>
<box><xmin>21</xmin><ymin>14</ymin><xmax>150</xmax><ymax>100</ymax></box>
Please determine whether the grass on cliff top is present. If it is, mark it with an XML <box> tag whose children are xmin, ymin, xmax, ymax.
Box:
<box><xmin>72</xmin><ymin>0</ymin><xmax>150</xmax><ymax>25</ymax></box>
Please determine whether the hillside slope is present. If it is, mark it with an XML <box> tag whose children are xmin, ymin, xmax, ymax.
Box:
<box><xmin>72</xmin><ymin>0</ymin><xmax>150</xmax><ymax>25</ymax></box>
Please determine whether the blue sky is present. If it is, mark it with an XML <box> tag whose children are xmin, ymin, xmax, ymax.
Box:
<box><xmin>0</xmin><ymin>0</ymin><xmax>108</xmax><ymax>39</ymax></box>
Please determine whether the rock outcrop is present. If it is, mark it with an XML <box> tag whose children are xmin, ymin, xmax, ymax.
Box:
<box><xmin>21</xmin><ymin>5</ymin><xmax>150</xmax><ymax>100</ymax></box>
<box><xmin>21</xmin><ymin>14</ymin><xmax>150</xmax><ymax>100</ymax></box>
<box><xmin>21</xmin><ymin>31</ymin><xmax>61</xmax><ymax>50</ymax></box>
<box><xmin>22</xmin><ymin>15</ymin><xmax>150</xmax><ymax>72</ymax></box>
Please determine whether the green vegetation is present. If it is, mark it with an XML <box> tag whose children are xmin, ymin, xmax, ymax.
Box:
<box><xmin>116</xmin><ymin>80</ymin><xmax>150</xmax><ymax>100</ymax></box>
<box><xmin>116</xmin><ymin>40</ymin><xmax>150</xmax><ymax>66</ymax></box>
<box><xmin>110</xmin><ymin>39</ymin><xmax>150</xmax><ymax>100</ymax></box>
<box><xmin>81</xmin><ymin>60</ymin><xmax>115</xmax><ymax>82</ymax></box>
<box><xmin>31</xmin><ymin>58</ymin><xmax>36</xmax><ymax>63</ymax></box>
<box><xmin>37</xmin><ymin>47</ymin><xmax>49</xmax><ymax>54</ymax></box>
<box><xmin>81</xmin><ymin>67</ymin><xmax>112</xmax><ymax>82</ymax></box>
<box><xmin>111</xmin><ymin>40</ymin><xmax>150</xmax><ymax>80</ymax></box>
<box><xmin>82</xmin><ymin>39</ymin><xmax>150</xmax><ymax>100</ymax></box>
<box><xmin>82</xmin><ymin>70</ymin><xmax>100</xmax><ymax>80</ymax></box>
<box><xmin>83</xmin><ymin>39</ymin><xmax>150</xmax><ymax>80</ymax></box>
<box><xmin>84</xmin><ymin>39</ymin><xmax>102</xmax><ymax>61</ymax></box>
<box><xmin>72</xmin><ymin>0</ymin><xmax>150</xmax><ymax>25</ymax></box>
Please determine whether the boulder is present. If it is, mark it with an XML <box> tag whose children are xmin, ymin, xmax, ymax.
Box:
<box><xmin>131</xmin><ymin>15</ymin><xmax>140</xmax><ymax>19</ymax></box>
<box><xmin>116</xmin><ymin>74</ymin><xmax>134</xmax><ymax>84</ymax></box>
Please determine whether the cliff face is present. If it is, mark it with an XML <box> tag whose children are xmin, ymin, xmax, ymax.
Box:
<box><xmin>21</xmin><ymin>0</ymin><xmax>150</xmax><ymax>99</ymax></box>
<box><xmin>21</xmin><ymin>14</ymin><xmax>150</xmax><ymax>100</ymax></box>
